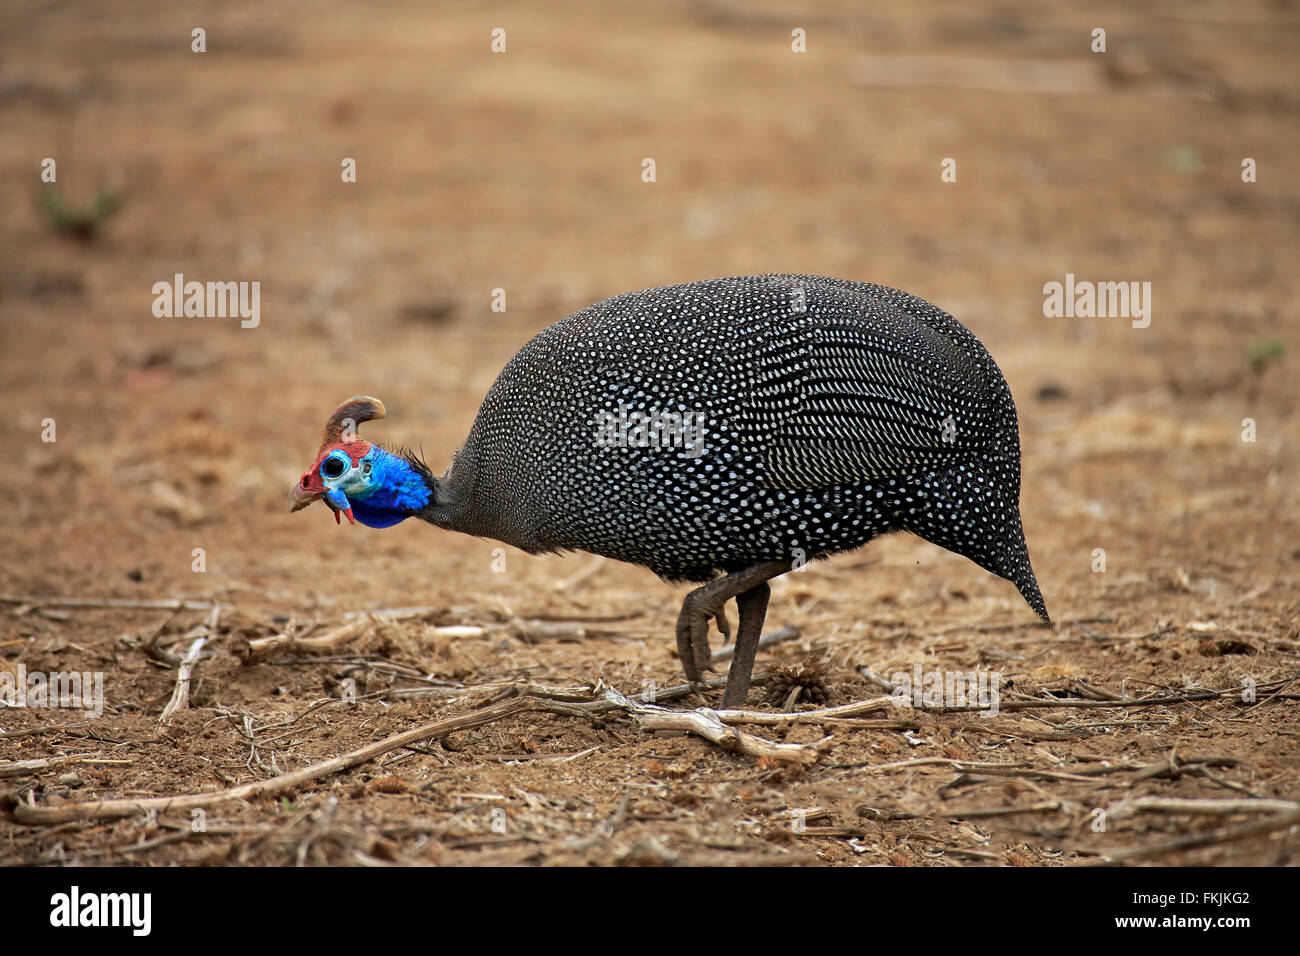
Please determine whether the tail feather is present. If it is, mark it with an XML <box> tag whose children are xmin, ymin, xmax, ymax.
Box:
<box><xmin>1015</xmin><ymin>564</ymin><xmax>1051</xmax><ymax>624</ymax></box>
<box><xmin>1004</xmin><ymin>519</ymin><xmax>1050</xmax><ymax>624</ymax></box>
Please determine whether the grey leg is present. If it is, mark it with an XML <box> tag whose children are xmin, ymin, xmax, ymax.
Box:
<box><xmin>723</xmin><ymin>582</ymin><xmax>771</xmax><ymax>708</ymax></box>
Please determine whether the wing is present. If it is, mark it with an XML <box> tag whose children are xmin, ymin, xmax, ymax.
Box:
<box><xmin>742</xmin><ymin>279</ymin><xmax>998</xmax><ymax>489</ymax></box>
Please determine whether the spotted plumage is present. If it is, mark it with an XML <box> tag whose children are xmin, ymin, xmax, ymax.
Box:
<box><xmin>292</xmin><ymin>274</ymin><xmax>1049</xmax><ymax>704</ymax></box>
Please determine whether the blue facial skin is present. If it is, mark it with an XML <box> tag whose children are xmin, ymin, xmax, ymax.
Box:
<box><xmin>321</xmin><ymin>446</ymin><xmax>432</xmax><ymax>529</ymax></box>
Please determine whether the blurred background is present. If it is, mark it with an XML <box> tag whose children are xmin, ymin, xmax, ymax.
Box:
<box><xmin>3</xmin><ymin>0</ymin><xmax>1295</xmax><ymax>613</ymax></box>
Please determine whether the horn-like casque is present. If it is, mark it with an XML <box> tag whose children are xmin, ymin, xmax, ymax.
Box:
<box><xmin>319</xmin><ymin>395</ymin><xmax>386</xmax><ymax>449</ymax></box>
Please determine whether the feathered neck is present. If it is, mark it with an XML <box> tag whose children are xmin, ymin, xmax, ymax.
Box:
<box><xmin>349</xmin><ymin>445</ymin><xmax>435</xmax><ymax>528</ymax></box>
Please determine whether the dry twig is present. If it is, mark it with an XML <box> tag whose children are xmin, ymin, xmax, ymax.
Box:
<box><xmin>158</xmin><ymin>635</ymin><xmax>206</xmax><ymax>724</ymax></box>
<box><xmin>600</xmin><ymin>686</ymin><xmax>829</xmax><ymax>764</ymax></box>
<box><xmin>1115</xmin><ymin>796</ymin><xmax>1299</xmax><ymax>817</ymax></box>
<box><xmin>706</xmin><ymin>695</ymin><xmax>896</xmax><ymax>726</ymax></box>
<box><xmin>1098</xmin><ymin>809</ymin><xmax>1300</xmax><ymax>864</ymax></box>
<box><xmin>9</xmin><ymin>697</ymin><xmax>572</xmax><ymax>825</ymax></box>
<box><xmin>1</xmin><ymin>595</ymin><xmax>224</xmax><ymax>612</ymax></box>
<box><xmin>242</xmin><ymin>619</ymin><xmax>369</xmax><ymax>661</ymax></box>
<box><xmin>0</xmin><ymin>754</ymin><xmax>133</xmax><ymax>779</ymax></box>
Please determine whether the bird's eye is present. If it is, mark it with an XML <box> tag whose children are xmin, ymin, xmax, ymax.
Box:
<box><xmin>321</xmin><ymin>456</ymin><xmax>347</xmax><ymax>479</ymax></box>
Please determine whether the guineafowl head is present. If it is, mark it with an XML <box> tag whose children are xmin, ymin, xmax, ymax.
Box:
<box><xmin>288</xmin><ymin>396</ymin><xmax>432</xmax><ymax>528</ymax></box>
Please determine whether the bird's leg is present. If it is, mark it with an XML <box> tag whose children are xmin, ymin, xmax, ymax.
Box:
<box><xmin>675</xmin><ymin>598</ymin><xmax>715</xmax><ymax>685</ymax></box>
<box><xmin>675</xmin><ymin>560</ymin><xmax>789</xmax><ymax>690</ymax></box>
<box><xmin>723</xmin><ymin>582</ymin><xmax>770</xmax><ymax>708</ymax></box>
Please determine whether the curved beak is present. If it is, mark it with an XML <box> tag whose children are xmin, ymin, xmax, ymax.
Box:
<box><xmin>288</xmin><ymin>474</ymin><xmax>355</xmax><ymax>525</ymax></box>
<box><xmin>288</xmin><ymin>478</ymin><xmax>319</xmax><ymax>513</ymax></box>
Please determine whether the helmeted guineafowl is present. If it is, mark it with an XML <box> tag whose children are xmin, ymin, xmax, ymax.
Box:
<box><xmin>290</xmin><ymin>274</ymin><xmax>1050</xmax><ymax>706</ymax></box>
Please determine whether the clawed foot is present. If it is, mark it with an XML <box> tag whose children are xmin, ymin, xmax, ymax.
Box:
<box><xmin>675</xmin><ymin>594</ymin><xmax>731</xmax><ymax>685</ymax></box>
<box><xmin>674</xmin><ymin>561</ymin><xmax>790</xmax><ymax>705</ymax></box>
<box><xmin>713</xmin><ymin>604</ymin><xmax>732</xmax><ymax>645</ymax></box>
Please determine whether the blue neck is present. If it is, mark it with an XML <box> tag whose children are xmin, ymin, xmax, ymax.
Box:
<box><xmin>350</xmin><ymin>447</ymin><xmax>434</xmax><ymax>528</ymax></box>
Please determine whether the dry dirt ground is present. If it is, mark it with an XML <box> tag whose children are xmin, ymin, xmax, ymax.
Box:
<box><xmin>1</xmin><ymin>1</ymin><xmax>1298</xmax><ymax>866</ymax></box>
